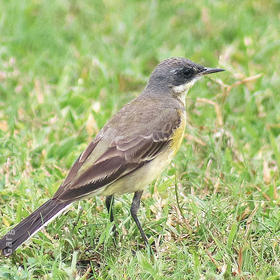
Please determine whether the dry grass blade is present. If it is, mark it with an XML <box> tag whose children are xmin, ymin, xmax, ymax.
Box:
<box><xmin>197</xmin><ymin>98</ymin><xmax>223</xmax><ymax>127</ymax></box>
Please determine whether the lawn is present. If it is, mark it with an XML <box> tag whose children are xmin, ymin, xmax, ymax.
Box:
<box><xmin>0</xmin><ymin>0</ymin><xmax>280</xmax><ymax>279</ymax></box>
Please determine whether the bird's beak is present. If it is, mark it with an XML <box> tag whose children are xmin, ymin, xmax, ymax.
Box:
<box><xmin>201</xmin><ymin>67</ymin><xmax>225</xmax><ymax>75</ymax></box>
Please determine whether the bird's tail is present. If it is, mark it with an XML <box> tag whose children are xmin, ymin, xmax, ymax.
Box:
<box><xmin>0</xmin><ymin>199</ymin><xmax>72</xmax><ymax>256</ymax></box>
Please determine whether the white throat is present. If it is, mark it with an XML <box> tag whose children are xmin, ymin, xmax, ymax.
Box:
<box><xmin>172</xmin><ymin>77</ymin><xmax>200</xmax><ymax>105</ymax></box>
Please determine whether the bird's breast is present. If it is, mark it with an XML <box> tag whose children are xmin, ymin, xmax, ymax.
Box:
<box><xmin>169</xmin><ymin>110</ymin><xmax>186</xmax><ymax>156</ymax></box>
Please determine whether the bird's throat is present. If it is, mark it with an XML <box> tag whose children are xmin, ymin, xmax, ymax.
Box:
<box><xmin>172</xmin><ymin>77</ymin><xmax>200</xmax><ymax>105</ymax></box>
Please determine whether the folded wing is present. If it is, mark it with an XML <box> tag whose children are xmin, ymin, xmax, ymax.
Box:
<box><xmin>54</xmin><ymin>106</ymin><xmax>182</xmax><ymax>201</ymax></box>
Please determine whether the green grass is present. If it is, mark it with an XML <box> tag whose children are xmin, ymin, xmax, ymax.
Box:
<box><xmin>0</xmin><ymin>0</ymin><xmax>280</xmax><ymax>279</ymax></box>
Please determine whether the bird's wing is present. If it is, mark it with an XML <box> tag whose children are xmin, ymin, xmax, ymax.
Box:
<box><xmin>54</xmin><ymin>103</ymin><xmax>182</xmax><ymax>201</ymax></box>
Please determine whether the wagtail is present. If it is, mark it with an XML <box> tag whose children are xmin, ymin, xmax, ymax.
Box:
<box><xmin>0</xmin><ymin>57</ymin><xmax>224</xmax><ymax>256</ymax></box>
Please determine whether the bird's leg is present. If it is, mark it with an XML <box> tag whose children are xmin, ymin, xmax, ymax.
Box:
<box><xmin>130</xmin><ymin>191</ymin><xmax>149</xmax><ymax>246</ymax></box>
<box><xmin>105</xmin><ymin>195</ymin><xmax>117</xmax><ymax>235</ymax></box>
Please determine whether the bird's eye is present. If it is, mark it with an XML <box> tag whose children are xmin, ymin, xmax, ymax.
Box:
<box><xmin>183</xmin><ymin>68</ymin><xmax>194</xmax><ymax>77</ymax></box>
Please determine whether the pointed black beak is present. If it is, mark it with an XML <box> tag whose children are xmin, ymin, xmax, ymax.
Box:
<box><xmin>201</xmin><ymin>67</ymin><xmax>225</xmax><ymax>75</ymax></box>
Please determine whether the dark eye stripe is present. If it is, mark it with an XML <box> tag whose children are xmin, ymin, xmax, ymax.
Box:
<box><xmin>183</xmin><ymin>68</ymin><xmax>194</xmax><ymax>76</ymax></box>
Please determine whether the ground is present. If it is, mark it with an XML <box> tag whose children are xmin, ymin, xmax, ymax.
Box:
<box><xmin>0</xmin><ymin>0</ymin><xmax>279</xmax><ymax>279</ymax></box>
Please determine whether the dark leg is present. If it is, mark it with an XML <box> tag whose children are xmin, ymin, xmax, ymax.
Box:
<box><xmin>105</xmin><ymin>195</ymin><xmax>117</xmax><ymax>235</ymax></box>
<box><xmin>105</xmin><ymin>195</ymin><xmax>114</xmax><ymax>222</ymax></box>
<box><xmin>130</xmin><ymin>191</ymin><xmax>148</xmax><ymax>246</ymax></box>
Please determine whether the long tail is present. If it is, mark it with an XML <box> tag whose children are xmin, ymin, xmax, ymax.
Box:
<box><xmin>0</xmin><ymin>199</ymin><xmax>72</xmax><ymax>256</ymax></box>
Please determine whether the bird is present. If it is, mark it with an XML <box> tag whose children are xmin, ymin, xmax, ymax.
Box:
<box><xmin>0</xmin><ymin>57</ymin><xmax>224</xmax><ymax>256</ymax></box>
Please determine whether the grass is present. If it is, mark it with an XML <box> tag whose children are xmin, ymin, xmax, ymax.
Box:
<box><xmin>0</xmin><ymin>0</ymin><xmax>280</xmax><ymax>279</ymax></box>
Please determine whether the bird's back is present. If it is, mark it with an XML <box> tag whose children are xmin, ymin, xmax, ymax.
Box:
<box><xmin>54</xmin><ymin>93</ymin><xmax>186</xmax><ymax>199</ymax></box>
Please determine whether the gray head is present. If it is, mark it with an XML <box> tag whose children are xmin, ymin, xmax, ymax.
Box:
<box><xmin>145</xmin><ymin>57</ymin><xmax>224</xmax><ymax>96</ymax></box>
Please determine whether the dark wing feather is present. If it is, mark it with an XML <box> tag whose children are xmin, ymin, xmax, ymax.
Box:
<box><xmin>61</xmin><ymin>139</ymin><xmax>101</xmax><ymax>188</ymax></box>
<box><xmin>54</xmin><ymin>135</ymin><xmax>171</xmax><ymax>201</ymax></box>
<box><xmin>53</xmin><ymin>98</ymin><xmax>182</xmax><ymax>202</ymax></box>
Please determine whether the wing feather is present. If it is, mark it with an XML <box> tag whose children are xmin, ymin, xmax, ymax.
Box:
<box><xmin>54</xmin><ymin>101</ymin><xmax>183</xmax><ymax>201</ymax></box>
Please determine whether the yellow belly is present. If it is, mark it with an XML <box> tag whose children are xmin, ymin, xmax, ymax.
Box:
<box><xmin>170</xmin><ymin>110</ymin><xmax>186</xmax><ymax>156</ymax></box>
<box><xmin>102</xmin><ymin>149</ymin><xmax>174</xmax><ymax>195</ymax></box>
<box><xmin>101</xmin><ymin>110</ymin><xmax>186</xmax><ymax>196</ymax></box>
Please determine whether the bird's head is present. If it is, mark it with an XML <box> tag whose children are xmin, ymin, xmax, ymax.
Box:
<box><xmin>145</xmin><ymin>57</ymin><xmax>224</xmax><ymax>97</ymax></box>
